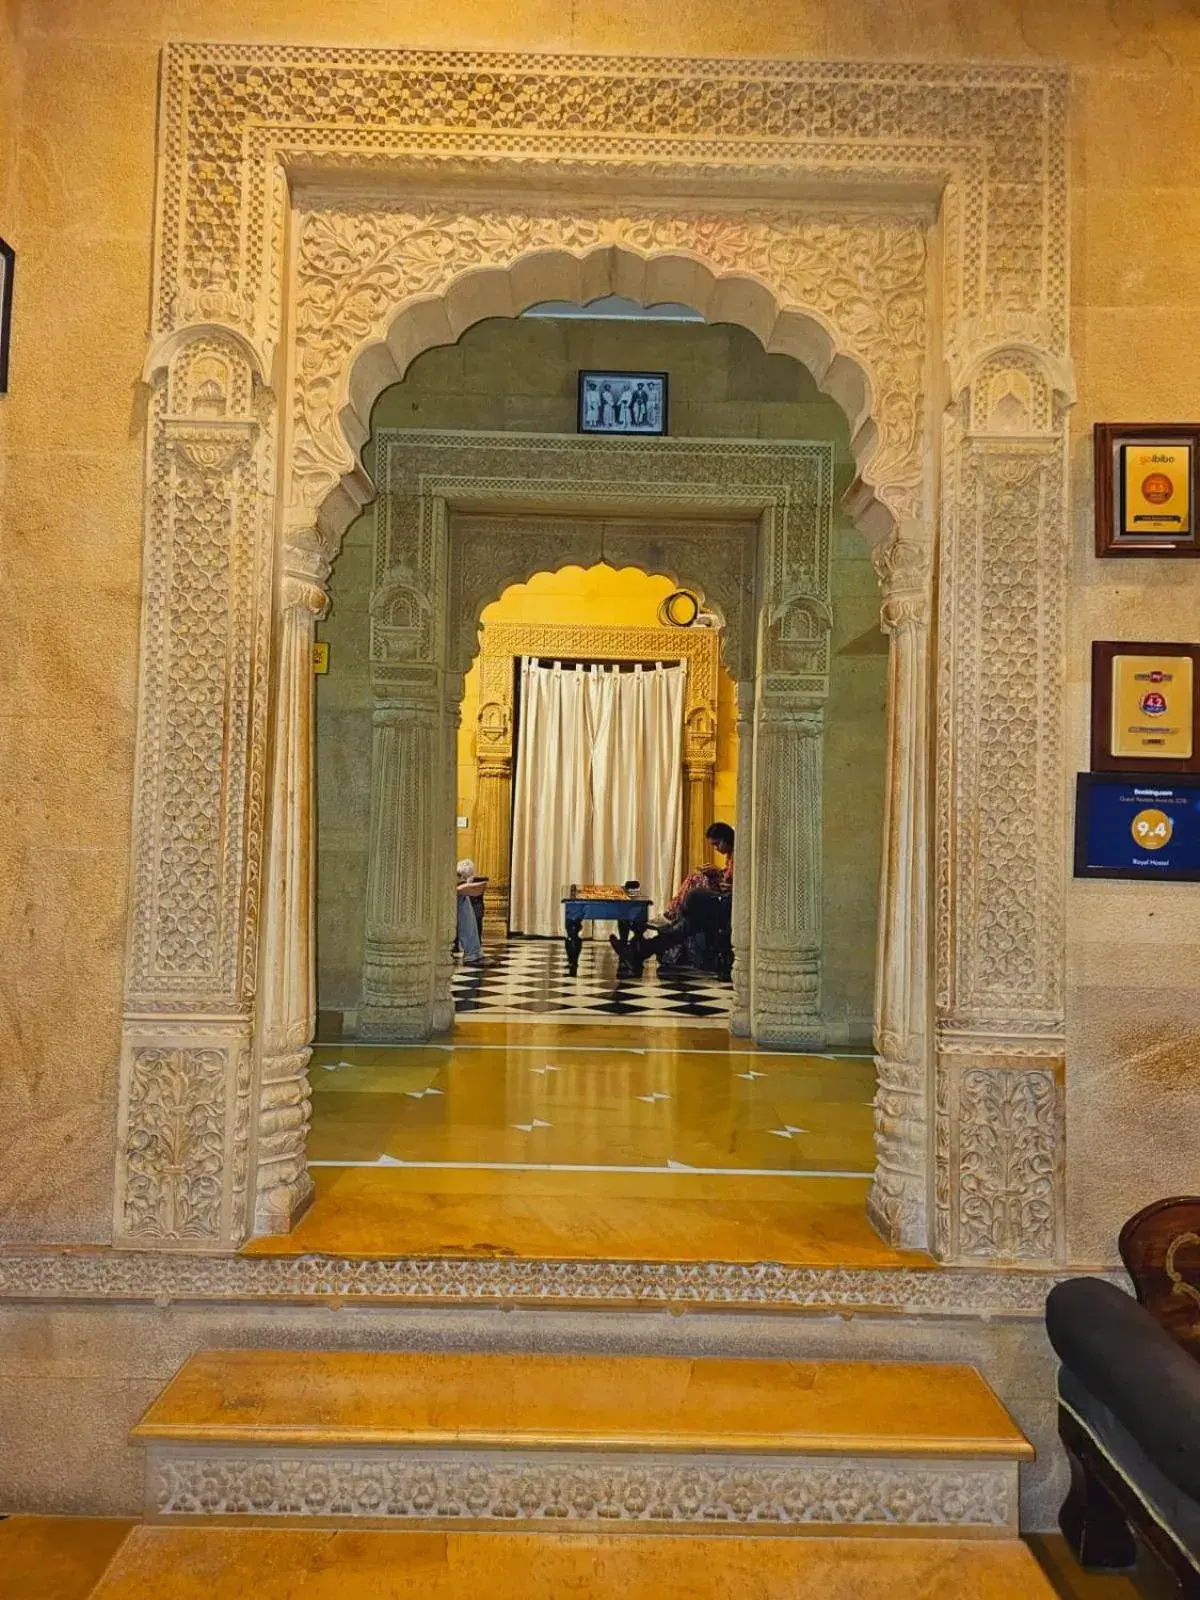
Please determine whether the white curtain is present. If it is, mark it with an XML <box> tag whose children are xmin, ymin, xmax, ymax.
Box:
<box><xmin>509</xmin><ymin>659</ymin><xmax>686</xmax><ymax>937</ymax></box>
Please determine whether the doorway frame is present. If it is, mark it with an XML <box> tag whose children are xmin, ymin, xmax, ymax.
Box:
<box><xmin>117</xmin><ymin>45</ymin><xmax>1072</xmax><ymax>1264</ymax></box>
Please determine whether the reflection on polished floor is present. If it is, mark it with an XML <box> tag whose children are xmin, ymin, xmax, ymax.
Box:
<box><xmin>248</xmin><ymin>1025</ymin><xmax>930</xmax><ymax>1268</ymax></box>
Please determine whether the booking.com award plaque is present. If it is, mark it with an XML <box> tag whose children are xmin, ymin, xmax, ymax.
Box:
<box><xmin>1074</xmin><ymin>774</ymin><xmax>1200</xmax><ymax>881</ymax></box>
<box><xmin>1090</xmin><ymin>640</ymin><xmax>1200</xmax><ymax>775</ymax></box>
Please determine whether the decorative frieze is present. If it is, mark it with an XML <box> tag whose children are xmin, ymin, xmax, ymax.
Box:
<box><xmin>145</xmin><ymin>1445</ymin><xmax>1018</xmax><ymax>1533</ymax></box>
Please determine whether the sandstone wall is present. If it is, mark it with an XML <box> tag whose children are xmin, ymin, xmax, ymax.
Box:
<box><xmin>1</xmin><ymin>1</ymin><xmax>1199</xmax><ymax>1252</ymax></box>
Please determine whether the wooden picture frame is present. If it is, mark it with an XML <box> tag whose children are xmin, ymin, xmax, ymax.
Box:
<box><xmin>1095</xmin><ymin>423</ymin><xmax>1200</xmax><ymax>557</ymax></box>
<box><xmin>578</xmin><ymin>370</ymin><xmax>668</xmax><ymax>435</ymax></box>
<box><xmin>1090</xmin><ymin>639</ymin><xmax>1200</xmax><ymax>774</ymax></box>
<box><xmin>0</xmin><ymin>237</ymin><xmax>13</xmax><ymax>395</ymax></box>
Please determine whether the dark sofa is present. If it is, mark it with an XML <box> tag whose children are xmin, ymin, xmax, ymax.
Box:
<box><xmin>1046</xmin><ymin>1196</ymin><xmax>1200</xmax><ymax>1597</ymax></box>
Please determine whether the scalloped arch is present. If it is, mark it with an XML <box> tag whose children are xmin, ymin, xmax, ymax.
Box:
<box><xmin>456</xmin><ymin>560</ymin><xmax>731</xmax><ymax>683</ymax></box>
<box><xmin>321</xmin><ymin>245</ymin><xmax>888</xmax><ymax>546</ymax></box>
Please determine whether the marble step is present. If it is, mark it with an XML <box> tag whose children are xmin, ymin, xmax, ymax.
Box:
<box><xmin>133</xmin><ymin>1350</ymin><xmax>1032</xmax><ymax>1536</ymax></box>
<box><xmin>85</xmin><ymin>1526</ymin><xmax>1062</xmax><ymax>1599</ymax></box>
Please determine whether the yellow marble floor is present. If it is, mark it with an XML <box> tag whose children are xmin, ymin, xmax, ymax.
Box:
<box><xmin>248</xmin><ymin>1032</ymin><xmax>925</xmax><ymax>1266</ymax></box>
<box><xmin>0</xmin><ymin>1518</ymin><xmax>1142</xmax><ymax>1598</ymax></box>
<box><xmin>82</xmin><ymin>1527</ymin><xmax>1066</xmax><ymax>1599</ymax></box>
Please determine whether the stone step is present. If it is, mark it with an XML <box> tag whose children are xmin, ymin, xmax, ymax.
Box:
<box><xmin>133</xmin><ymin>1350</ymin><xmax>1032</xmax><ymax>1536</ymax></box>
<box><xmin>86</xmin><ymin>1526</ymin><xmax>1061</xmax><ymax>1598</ymax></box>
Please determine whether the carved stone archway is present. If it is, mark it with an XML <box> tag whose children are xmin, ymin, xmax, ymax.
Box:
<box><xmin>356</xmin><ymin>430</ymin><xmax>834</xmax><ymax>1048</ymax></box>
<box><xmin>119</xmin><ymin>47</ymin><xmax>1071</xmax><ymax>1268</ymax></box>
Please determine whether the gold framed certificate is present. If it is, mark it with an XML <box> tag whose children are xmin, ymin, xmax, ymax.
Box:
<box><xmin>1095</xmin><ymin>424</ymin><xmax>1200</xmax><ymax>557</ymax></box>
<box><xmin>1092</xmin><ymin>640</ymin><xmax>1200</xmax><ymax>773</ymax></box>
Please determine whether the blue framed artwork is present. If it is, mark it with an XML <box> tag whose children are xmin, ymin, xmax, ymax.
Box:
<box><xmin>1073</xmin><ymin>772</ymin><xmax>1200</xmax><ymax>881</ymax></box>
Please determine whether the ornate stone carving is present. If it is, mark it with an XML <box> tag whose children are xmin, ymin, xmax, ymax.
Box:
<box><xmin>867</xmin><ymin>526</ymin><xmax>933</xmax><ymax>1250</ymax></box>
<box><xmin>293</xmin><ymin>201</ymin><xmax>928</xmax><ymax>526</ymax></box>
<box><xmin>146</xmin><ymin>1446</ymin><xmax>1016</xmax><ymax>1531</ymax></box>
<box><xmin>359</xmin><ymin>433</ymin><xmax>832</xmax><ymax>1045</ymax></box>
<box><xmin>0</xmin><ymin>1245</ymin><xmax>1122</xmax><ymax>1315</ymax></box>
<box><xmin>954</xmin><ymin>1063</ymin><xmax>1062</xmax><ymax>1263</ymax></box>
<box><xmin>117</xmin><ymin>44</ymin><xmax>1070</xmax><ymax>1258</ymax></box>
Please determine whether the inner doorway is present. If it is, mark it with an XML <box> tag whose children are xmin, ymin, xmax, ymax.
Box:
<box><xmin>453</xmin><ymin>561</ymin><xmax>737</xmax><ymax>1031</ymax></box>
<box><xmin>295</xmin><ymin>306</ymin><xmax>901</xmax><ymax>1266</ymax></box>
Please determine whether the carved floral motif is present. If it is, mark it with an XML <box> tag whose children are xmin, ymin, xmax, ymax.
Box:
<box><xmin>148</xmin><ymin>1447</ymin><xmax>1015</xmax><ymax>1529</ymax></box>
<box><xmin>121</xmin><ymin>1048</ymin><xmax>227</xmax><ymax>1242</ymax></box>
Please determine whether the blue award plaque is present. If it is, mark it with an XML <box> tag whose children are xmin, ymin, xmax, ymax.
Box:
<box><xmin>1074</xmin><ymin>773</ymin><xmax>1200</xmax><ymax>881</ymax></box>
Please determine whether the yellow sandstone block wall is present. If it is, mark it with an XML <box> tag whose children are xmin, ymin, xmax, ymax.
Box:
<box><xmin>0</xmin><ymin>0</ymin><xmax>1199</xmax><ymax>1255</ymax></box>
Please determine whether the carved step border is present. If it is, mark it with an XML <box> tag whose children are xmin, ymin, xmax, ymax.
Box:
<box><xmin>143</xmin><ymin>1443</ymin><xmax>1019</xmax><ymax>1533</ymax></box>
<box><xmin>0</xmin><ymin>1248</ymin><xmax>1120</xmax><ymax>1316</ymax></box>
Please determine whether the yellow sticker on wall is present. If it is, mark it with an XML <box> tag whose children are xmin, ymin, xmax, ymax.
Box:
<box><xmin>313</xmin><ymin>641</ymin><xmax>330</xmax><ymax>674</ymax></box>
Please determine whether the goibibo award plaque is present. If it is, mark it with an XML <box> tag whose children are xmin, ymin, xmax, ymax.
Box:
<box><xmin>1095</xmin><ymin>424</ymin><xmax>1200</xmax><ymax>557</ymax></box>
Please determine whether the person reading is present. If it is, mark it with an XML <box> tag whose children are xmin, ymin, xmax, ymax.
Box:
<box><xmin>617</xmin><ymin>822</ymin><xmax>734</xmax><ymax>970</ymax></box>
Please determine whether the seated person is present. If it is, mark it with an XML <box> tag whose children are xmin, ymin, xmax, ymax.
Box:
<box><xmin>624</xmin><ymin>822</ymin><xmax>734</xmax><ymax>971</ymax></box>
<box><xmin>455</xmin><ymin>857</ymin><xmax>484</xmax><ymax>967</ymax></box>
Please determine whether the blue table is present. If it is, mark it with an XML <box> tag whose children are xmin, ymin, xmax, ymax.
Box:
<box><xmin>562</xmin><ymin>891</ymin><xmax>653</xmax><ymax>977</ymax></box>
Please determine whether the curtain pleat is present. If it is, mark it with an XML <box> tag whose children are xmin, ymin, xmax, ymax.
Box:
<box><xmin>509</xmin><ymin>658</ymin><xmax>686</xmax><ymax>937</ymax></box>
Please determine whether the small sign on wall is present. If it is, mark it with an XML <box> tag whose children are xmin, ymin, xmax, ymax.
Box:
<box><xmin>1090</xmin><ymin>640</ymin><xmax>1200</xmax><ymax>774</ymax></box>
<box><xmin>313</xmin><ymin>641</ymin><xmax>330</xmax><ymax>674</ymax></box>
<box><xmin>1095</xmin><ymin>424</ymin><xmax>1200</xmax><ymax>557</ymax></box>
<box><xmin>1074</xmin><ymin>773</ymin><xmax>1200</xmax><ymax>881</ymax></box>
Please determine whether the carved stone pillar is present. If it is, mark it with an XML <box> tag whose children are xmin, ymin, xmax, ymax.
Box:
<box><xmin>250</xmin><ymin>534</ymin><xmax>328</xmax><ymax>1237</ymax></box>
<box><xmin>359</xmin><ymin>685</ymin><xmax>440</xmax><ymax>1040</ymax></box>
<box><xmin>115</xmin><ymin>331</ymin><xmax>272</xmax><ymax>1252</ymax></box>
<box><xmin>729</xmin><ymin>681</ymin><xmax>755</xmax><ymax>1037</ymax></box>
<box><xmin>866</xmin><ymin>530</ymin><xmax>932</xmax><ymax>1251</ymax></box>
<box><xmin>473</xmin><ymin>756</ymin><xmax>514</xmax><ymax>923</ymax></box>
<box><xmin>750</xmin><ymin>690</ymin><xmax>825</xmax><ymax>1049</ymax></box>
<box><xmin>432</xmin><ymin>674</ymin><xmax>464</xmax><ymax>1033</ymax></box>
<box><xmin>932</xmin><ymin>358</ymin><xmax>1069</xmax><ymax>1265</ymax></box>
<box><xmin>683</xmin><ymin>761</ymin><xmax>715</xmax><ymax>873</ymax></box>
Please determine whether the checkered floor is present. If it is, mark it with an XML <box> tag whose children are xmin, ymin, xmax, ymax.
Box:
<box><xmin>452</xmin><ymin>937</ymin><xmax>733</xmax><ymax>1025</ymax></box>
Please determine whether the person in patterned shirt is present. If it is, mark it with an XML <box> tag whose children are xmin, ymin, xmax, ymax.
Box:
<box><xmin>621</xmin><ymin>822</ymin><xmax>734</xmax><ymax>970</ymax></box>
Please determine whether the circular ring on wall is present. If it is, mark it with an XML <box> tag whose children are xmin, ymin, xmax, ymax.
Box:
<box><xmin>658</xmin><ymin>589</ymin><xmax>701</xmax><ymax>628</ymax></box>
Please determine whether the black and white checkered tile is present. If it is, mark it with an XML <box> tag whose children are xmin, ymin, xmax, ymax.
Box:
<box><xmin>452</xmin><ymin>937</ymin><xmax>732</xmax><ymax>1024</ymax></box>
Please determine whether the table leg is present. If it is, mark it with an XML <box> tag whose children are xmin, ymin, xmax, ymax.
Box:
<box><xmin>628</xmin><ymin>917</ymin><xmax>649</xmax><ymax>978</ymax></box>
<box><xmin>564</xmin><ymin>916</ymin><xmax>583</xmax><ymax>976</ymax></box>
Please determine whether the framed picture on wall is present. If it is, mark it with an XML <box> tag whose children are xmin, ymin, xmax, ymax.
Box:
<box><xmin>1090</xmin><ymin>639</ymin><xmax>1200</xmax><ymax>774</ymax></box>
<box><xmin>1095</xmin><ymin>423</ymin><xmax>1200</xmax><ymax>557</ymax></box>
<box><xmin>0</xmin><ymin>237</ymin><xmax>13</xmax><ymax>395</ymax></box>
<box><xmin>578</xmin><ymin>370</ymin><xmax>668</xmax><ymax>435</ymax></box>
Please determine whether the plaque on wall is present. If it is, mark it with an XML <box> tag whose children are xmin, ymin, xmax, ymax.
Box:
<box><xmin>578</xmin><ymin>370</ymin><xmax>668</xmax><ymax>435</ymax></box>
<box><xmin>1090</xmin><ymin>640</ymin><xmax>1200</xmax><ymax>774</ymax></box>
<box><xmin>1095</xmin><ymin>423</ymin><xmax>1200</xmax><ymax>556</ymax></box>
<box><xmin>1074</xmin><ymin>773</ymin><xmax>1200</xmax><ymax>881</ymax></box>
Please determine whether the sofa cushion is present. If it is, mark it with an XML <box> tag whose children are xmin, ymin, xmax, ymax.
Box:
<box><xmin>1047</xmin><ymin>1276</ymin><xmax>1200</xmax><ymax>1501</ymax></box>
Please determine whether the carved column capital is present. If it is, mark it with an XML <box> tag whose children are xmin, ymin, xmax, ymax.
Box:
<box><xmin>282</xmin><ymin>523</ymin><xmax>333</xmax><ymax>617</ymax></box>
<box><xmin>873</xmin><ymin>532</ymin><xmax>931</xmax><ymax>636</ymax></box>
